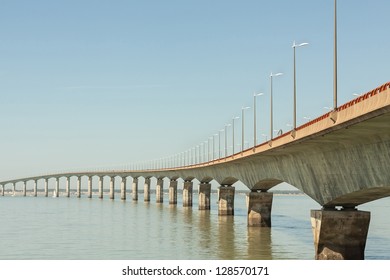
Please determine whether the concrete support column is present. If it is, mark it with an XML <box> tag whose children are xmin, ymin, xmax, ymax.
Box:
<box><xmin>76</xmin><ymin>177</ymin><xmax>81</xmax><ymax>198</ymax></box>
<box><xmin>156</xmin><ymin>178</ymin><xmax>164</xmax><ymax>203</ymax></box>
<box><xmin>144</xmin><ymin>178</ymin><xmax>150</xmax><ymax>202</ymax></box>
<box><xmin>169</xmin><ymin>179</ymin><xmax>178</xmax><ymax>205</ymax></box>
<box><xmin>23</xmin><ymin>181</ymin><xmax>26</xmax><ymax>197</ymax></box>
<box><xmin>0</xmin><ymin>184</ymin><xmax>3</xmax><ymax>196</ymax></box>
<box><xmin>109</xmin><ymin>177</ymin><xmax>115</xmax><ymax>200</ymax></box>
<box><xmin>54</xmin><ymin>178</ymin><xmax>59</xmax><ymax>197</ymax></box>
<box><xmin>183</xmin><ymin>181</ymin><xmax>193</xmax><ymax>207</ymax></box>
<box><xmin>66</xmin><ymin>177</ymin><xmax>71</xmax><ymax>197</ymax></box>
<box><xmin>12</xmin><ymin>183</ymin><xmax>15</xmax><ymax>195</ymax></box>
<box><xmin>33</xmin><ymin>179</ymin><xmax>38</xmax><ymax>197</ymax></box>
<box><xmin>246</xmin><ymin>191</ymin><xmax>273</xmax><ymax>227</ymax></box>
<box><xmin>132</xmin><ymin>178</ymin><xmax>138</xmax><ymax>201</ymax></box>
<box><xmin>311</xmin><ymin>209</ymin><xmax>371</xmax><ymax>260</ymax></box>
<box><xmin>121</xmin><ymin>177</ymin><xmax>126</xmax><ymax>200</ymax></box>
<box><xmin>218</xmin><ymin>185</ymin><xmax>235</xmax><ymax>216</ymax></box>
<box><xmin>198</xmin><ymin>183</ymin><xmax>211</xmax><ymax>210</ymax></box>
<box><xmin>87</xmin><ymin>176</ymin><xmax>92</xmax><ymax>198</ymax></box>
<box><xmin>98</xmin><ymin>176</ymin><xmax>104</xmax><ymax>199</ymax></box>
<box><xmin>44</xmin><ymin>178</ymin><xmax>49</xmax><ymax>197</ymax></box>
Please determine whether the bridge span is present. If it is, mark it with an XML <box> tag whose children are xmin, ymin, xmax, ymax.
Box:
<box><xmin>1</xmin><ymin>82</ymin><xmax>389</xmax><ymax>260</ymax></box>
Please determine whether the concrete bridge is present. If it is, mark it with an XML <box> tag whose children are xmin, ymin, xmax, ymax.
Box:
<box><xmin>1</xmin><ymin>82</ymin><xmax>389</xmax><ymax>260</ymax></box>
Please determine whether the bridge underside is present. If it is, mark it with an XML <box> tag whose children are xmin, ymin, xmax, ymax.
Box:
<box><xmin>135</xmin><ymin>106</ymin><xmax>390</xmax><ymax>207</ymax></box>
<box><xmin>244</xmin><ymin>109</ymin><xmax>390</xmax><ymax>207</ymax></box>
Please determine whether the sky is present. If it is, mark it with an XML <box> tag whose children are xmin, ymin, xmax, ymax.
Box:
<box><xmin>0</xmin><ymin>0</ymin><xmax>389</xmax><ymax>181</ymax></box>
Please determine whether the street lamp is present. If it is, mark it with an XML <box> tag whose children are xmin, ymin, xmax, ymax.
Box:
<box><xmin>334</xmin><ymin>0</ymin><xmax>338</xmax><ymax>110</ymax></box>
<box><xmin>200</xmin><ymin>143</ymin><xmax>204</xmax><ymax>163</ymax></box>
<box><xmin>270</xmin><ymin>72</ymin><xmax>283</xmax><ymax>140</ymax></box>
<box><xmin>253</xmin><ymin>92</ymin><xmax>264</xmax><ymax>150</ymax></box>
<box><xmin>241</xmin><ymin>106</ymin><xmax>250</xmax><ymax>153</ymax></box>
<box><xmin>213</xmin><ymin>134</ymin><xmax>218</xmax><ymax>160</ymax></box>
<box><xmin>204</xmin><ymin>141</ymin><xmax>208</xmax><ymax>163</ymax></box>
<box><xmin>232</xmin><ymin>116</ymin><xmax>239</xmax><ymax>155</ymax></box>
<box><xmin>292</xmin><ymin>41</ymin><xmax>308</xmax><ymax>131</ymax></box>
<box><xmin>225</xmin><ymin>124</ymin><xmax>231</xmax><ymax>158</ymax></box>
<box><xmin>219</xmin><ymin>129</ymin><xmax>224</xmax><ymax>159</ymax></box>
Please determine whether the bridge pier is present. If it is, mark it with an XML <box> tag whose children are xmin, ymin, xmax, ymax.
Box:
<box><xmin>44</xmin><ymin>178</ymin><xmax>49</xmax><ymax>197</ymax></box>
<box><xmin>33</xmin><ymin>179</ymin><xmax>37</xmax><ymax>197</ymax></box>
<box><xmin>54</xmin><ymin>178</ymin><xmax>59</xmax><ymax>197</ymax></box>
<box><xmin>0</xmin><ymin>184</ymin><xmax>3</xmax><ymax>196</ymax></box>
<box><xmin>144</xmin><ymin>178</ymin><xmax>150</xmax><ymax>202</ymax></box>
<box><xmin>22</xmin><ymin>181</ymin><xmax>26</xmax><ymax>197</ymax></box>
<box><xmin>87</xmin><ymin>176</ymin><xmax>93</xmax><ymax>198</ymax></box>
<box><xmin>169</xmin><ymin>179</ymin><xmax>178</xmax><ymax>205</ymax></box>
<box><xmin>121</xmin><ymin>177</ymin><xmax>126</xmax><ymax>200</ymax></box>
<box><xmin>109</xmin><ymin>177</ymin><xmax>115</xmax><ymax>199</ymax></box>
<box><xmin>311</xmin><ymin>208</ymin><xmax>370</xmax><ymax>260</ymax></box>
<box><xmin>183</xmin><ymin>181</ymin><xmax>193</xmax><ymax>207</ymax></box>
<box><xmin>132</xmin><ymin>178</ymin><xmax>138</xmax><ymax>201</ymax></box>
<box><xmin>98</xmin><ymin>176</ymin><xmax>104</xmax><ymax>199</ymax></box>
<box><xmin>76</xmin><ymin>177</ymin><xmax>81</xmax><ymax>198</ymax></box>
<box><xmin>218</xmin><ymin>185</ymin><xmax>235</xmax><ymax>216</ymax></box>
<box><xmin>66</xmin><ymin>177</ymin><xmax>70</xmax><ymax>197</ymax></box>
<box><xmin>198</xmin><ymin>183</ymin><xmax>211</xmax><ymax>210</ymax></box>
<box><xmin>156</xmin><ymin>178</ymin><xmax>164</xmax><ymax>203</ymax></box>
<box><xmin>246</xmin><ymin>191</ymin><xmax>273</xmax><ymax>227</ymax></box>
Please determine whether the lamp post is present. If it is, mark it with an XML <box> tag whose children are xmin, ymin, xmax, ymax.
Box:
<box><xmin>334</xmin><ymin>0</ymin><xmax>338</xmax><ymax>110</ymax></box>
<box><xmin>204</xmin><ymin>140</ymin><xmax>208</xmax><ymax>163</ymax></box>
<box><xmin>253</xmin><ymin>92</ymin><xmax>264</xmax><ymax>150</ymax></box>
<box><xmin>219</xmin><ymin>129</ymin><xmax>223</xmax><ymax>159</ymax></box>
<box><xmin>241</xmin><ymin>106</ymin><xmax>250</xmax><ymax>153</ymax></box>
<box><xmin>213</xmin><ymin>134</ymin><xmax>217</xmax><ymax>160</ymax></box>
<box><xmin>270</xmin><ymin>72</ymin><xmax>283</xmax><ymax>140</ymax></box>
<box><xmin>232</xmin><ymin>116</ymin><xmax>239</xmax><ymax>155</ymax></box>
<box><xmin>200</xmin><ymin>143</ymin><xmax>204</xmax><ymax>163</ymax></box>
<box><xmin>225</xmin><ymin>124</ymin><xmax>231</xmax><ymax>158</ymax></box>
<box><xmin>292</xmin><ymin>41</ymin><xmax>308</xmax><ymax>131</ymax></box>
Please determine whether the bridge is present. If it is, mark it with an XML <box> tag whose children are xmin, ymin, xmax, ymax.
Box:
<box><xmin>1</xmin><ymin>81</ymin><xmax>389</xmax><ymax>260</ymax></box>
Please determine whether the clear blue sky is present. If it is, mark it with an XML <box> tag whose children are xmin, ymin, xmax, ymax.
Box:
<box><xmin>0</xmin><ymin>0</ymin><xmax>389</xmax><ymax>180</ymax></box>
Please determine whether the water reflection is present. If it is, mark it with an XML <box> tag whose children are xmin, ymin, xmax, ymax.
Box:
<box><xmin>196</xmin><ymin>210</ymin><xmax>213</xmax><ymax>258</ymax></box>
<box><xmin>247</xmin><ymin>227</ymin><xmax>272</xmax><ymax>260</ymax></box>
<box><xmin>217</xmin><ymin>216</ymin><xmax>236</xmax><ymax>259</ymax></box>
<box><xmin>0</xmin><ymin>196</ymin><xmax>389</xmax><ymax>259</ymax></box>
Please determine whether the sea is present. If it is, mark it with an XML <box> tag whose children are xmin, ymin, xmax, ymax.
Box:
<box><xmin>0</xmin><ymin>190</ymin><xmax>389</xmax><ymax>260</ymax></box>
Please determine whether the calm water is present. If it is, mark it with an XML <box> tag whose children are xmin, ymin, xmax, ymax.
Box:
<box><xmin>0</xmin><ymin>192</ymin><xmax>389</xmax><ymax>260</ymax></box>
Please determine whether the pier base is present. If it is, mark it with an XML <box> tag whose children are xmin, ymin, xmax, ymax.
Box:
<box><xmin>98</xmin><ymin>176</ymin><xmax>104</xmax><ymax>199</ymax></box>
<box><xmin>109</xmin><ymin>177</ymin><xmax>115</xmax><ymax>200</ymax></box>
<box><xmin>144</xmin><ymin>178</ymin><xmax>150</xmax><ymax>202</ymax></box>
<box><xmin>198</xmin><ymin>183</ymin><xmax>211</xmax><ymax>210</ymax></box>
<box><xmin>66</xmin><ymin>178</ymin><xmax>70</xmax><ymax>198</ymax></box>
<box><xmin>120</xmin><ymin>177</ymin><xmax>126</xmax><ymax>200</ymax></box>
<box><xmin>44</xmin><ymin>179</ymin><xmax>49</xmax><ymax>197</ymax></box>
<box><xmin>23</xmin><ymin>182</ymin><xmax>26</xmax><ymax>197</ymax></box>
<box><xmin>311</xmin><ymin>209</ymin><xmax>371</xmax><ymax>260</ymax></box>
<box><xmin>156</xmin><ymin>179</ymin><xmax>164</xmax><ymax>203</ymax></box>
<box><xmin>132</xmin><ymin>178</ymin><xmax>138</xmax><ymax>201</ymax></box>
<box><xmin>76</xmin><ymin>177</ymin><xmax>81</xmax><ymax>198</ymax></box>
<box><xmin>88</xmin><ymin>176</ymin><xmax>92</xmax><ymax>198</ymax></box>
<box><xmin>55</xmin><ymin>178</ymin><xmax>59</xmax><ymax>197</ymax></box>
<box><xmin>218</xmin><ymin>186</ymin><xmax>235</xmax><ymax>216</ymax></box>
<box><xmin>246</xmin><ymin>191</ymin><xmax>273</xmax><ymax>227</ymax></box>
<box><xmin>183</xmin><ymin>181</ymin><xmax>193</xmax><ymax>207</ymax></box>
<box><xmin>169</xmin><ymin>180</ymin><xmax>177</xmax><ymax>205</ymax></box>
<box><xmin>34</xmin><ymin>180</ymin><xmax>37</xmax><ymax>197</ymax></box>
